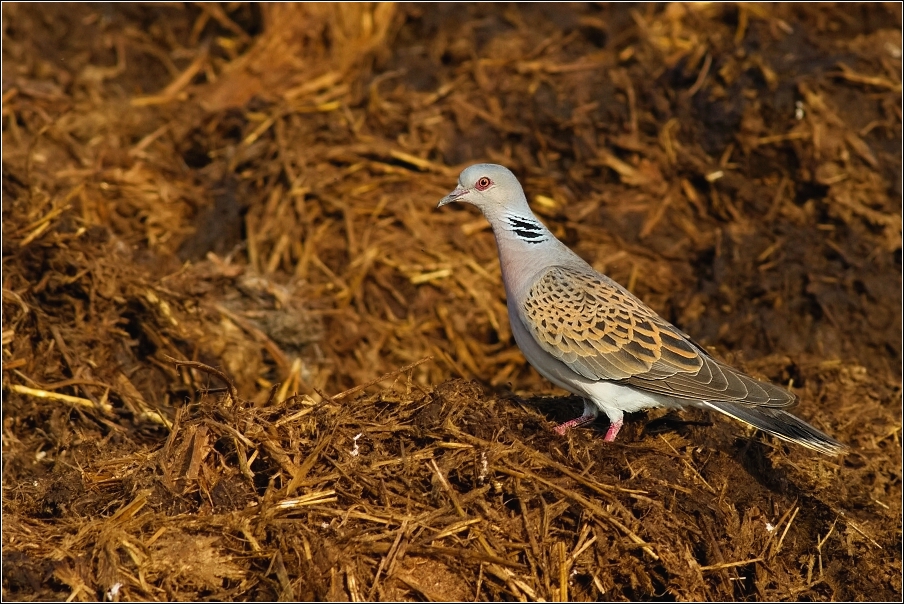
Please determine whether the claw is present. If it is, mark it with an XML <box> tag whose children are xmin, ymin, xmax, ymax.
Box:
<box><xmin>553</xmin><ymin>415</ymin><xmax>623</xmax><ymax>441</ymax></box>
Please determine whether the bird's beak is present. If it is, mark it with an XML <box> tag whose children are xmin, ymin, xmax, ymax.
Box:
<box><xmin>437</xmin><ymin>185</ymin><xmax>468</xmax><ymax>208</ymax></box>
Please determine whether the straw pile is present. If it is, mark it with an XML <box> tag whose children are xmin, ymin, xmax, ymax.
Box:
<box><xmin>3</xmin><ymin>3</ymin><xmax>901</xmax><ymax>601</ymax></box>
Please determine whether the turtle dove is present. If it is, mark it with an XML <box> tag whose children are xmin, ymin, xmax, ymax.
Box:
<box><xmin>438</xmin><ymin>163</ymin><xmax>846</xmax><ymax>455</ymax></box>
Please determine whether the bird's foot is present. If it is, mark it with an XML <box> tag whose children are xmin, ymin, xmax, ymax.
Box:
<box><xmin>603</xmin><ymin>419</ymin><xmax>623</xmax><ymax>442</ymax></box>
<box><xmin>553</xmin><ymin>413</ymin><xmax>597</xmax><ymax>436</ymax></box>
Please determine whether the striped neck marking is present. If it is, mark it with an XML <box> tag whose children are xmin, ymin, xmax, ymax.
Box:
<box><xmin>505</xmin><ymin>214</ymin><xmax>548</xmax><ymax>244</ymax></box>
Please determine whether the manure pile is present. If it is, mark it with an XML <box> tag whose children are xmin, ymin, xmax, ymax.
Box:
<box><xmin>2</xmin><ymin>4</ymin><xmax>901</xmax><ymax>601</ymax></box>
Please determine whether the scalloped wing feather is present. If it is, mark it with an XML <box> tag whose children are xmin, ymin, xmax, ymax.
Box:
<box><xmin>521</xmin><ymin>266</ymin><xmax>796</xmax><ymax>408</ymax></box>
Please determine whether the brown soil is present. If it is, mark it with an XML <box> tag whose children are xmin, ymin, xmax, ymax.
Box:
<box><xmin>2</xmin><ymin>3</ymin><xmax>901</xmax><ymax>601</ymax></box>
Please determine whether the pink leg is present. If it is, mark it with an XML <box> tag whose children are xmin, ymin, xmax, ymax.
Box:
<box><xmin>603</xmin><ymin>419</ymin><xmax>623</xmax><ymax>442</ymax></box>
<box><xmin>554</xmin><ymin>399</ymin><xmax>600</xmax><ymax>435</ymax></box>
<box><xmin>553</xmin><ymin>413</ymin><xmax>597</xmax><ymax>435</ymax></box>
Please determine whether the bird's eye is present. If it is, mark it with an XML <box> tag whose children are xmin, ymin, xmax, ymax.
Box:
<box><xmin>476</xmin><ymin>177</ymin><xmax>492</xmax><ymax>190</ymax></box>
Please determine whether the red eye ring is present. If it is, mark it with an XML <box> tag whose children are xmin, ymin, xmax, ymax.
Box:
<box><xmin>475</xmin><ymin>177</ymin><xmax>492</xmax><ymax>191</ymax></box>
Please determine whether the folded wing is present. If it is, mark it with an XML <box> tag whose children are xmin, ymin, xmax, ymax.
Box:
<box><xmin>520</xmin><ymin>266</ymin><xmax>796</xmax><ymax>408</ymax></box>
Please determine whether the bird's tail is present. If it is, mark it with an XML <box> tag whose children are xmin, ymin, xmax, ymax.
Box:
<box><xmin>700</xmin><ymin>401</ymin><xmax>848</xmax><ymax>456</ymax></box>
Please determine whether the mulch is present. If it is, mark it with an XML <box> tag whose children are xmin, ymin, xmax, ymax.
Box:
<box><xmin>2</xmin><ymin>3</ymin><xmax>901</xmax><ymax>601</ymax></box>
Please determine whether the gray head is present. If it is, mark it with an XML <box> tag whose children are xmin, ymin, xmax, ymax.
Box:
<box><xmin>437</xmin><ymin>164</ymin><xmax>530</xmax><ymax>219</ymax></box>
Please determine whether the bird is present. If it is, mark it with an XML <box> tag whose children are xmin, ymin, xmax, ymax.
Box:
<box><xmin>437</xmin><ymin>163</ymin><xmax>847</xmax><ymax>455</ymax></box>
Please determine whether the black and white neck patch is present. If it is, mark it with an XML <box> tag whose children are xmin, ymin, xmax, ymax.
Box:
<box><xmin>505</xmin><ymin>214</ymin><xmax>548</xmax><ymax>244</ymax></box>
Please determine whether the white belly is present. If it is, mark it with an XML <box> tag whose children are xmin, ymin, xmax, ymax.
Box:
<box><xmin>581</xmin><ymin>379</ymin><xmax>679</xmax><ymax>415</ymax></box>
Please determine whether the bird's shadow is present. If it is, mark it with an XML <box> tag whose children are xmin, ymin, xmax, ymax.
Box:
<box><xmin>508</xmin><ymin>392</ymin><xmax>713</xmax><ymax>440</ymax></box>
<box><xmin>505</xmin><ymin>391</ymin><xmax>820</xmax><ymax>505</ymax></box>
<box><xmin>509</xmin><ymin>392</ymin><xmax>585</xmax><ymax>426</ymax></box>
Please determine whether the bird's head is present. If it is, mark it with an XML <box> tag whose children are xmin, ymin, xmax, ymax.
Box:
<box><xmin>437</xmin><ymin>164</ymin><xmax>527</xmax><ymax>218</ymax></box>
